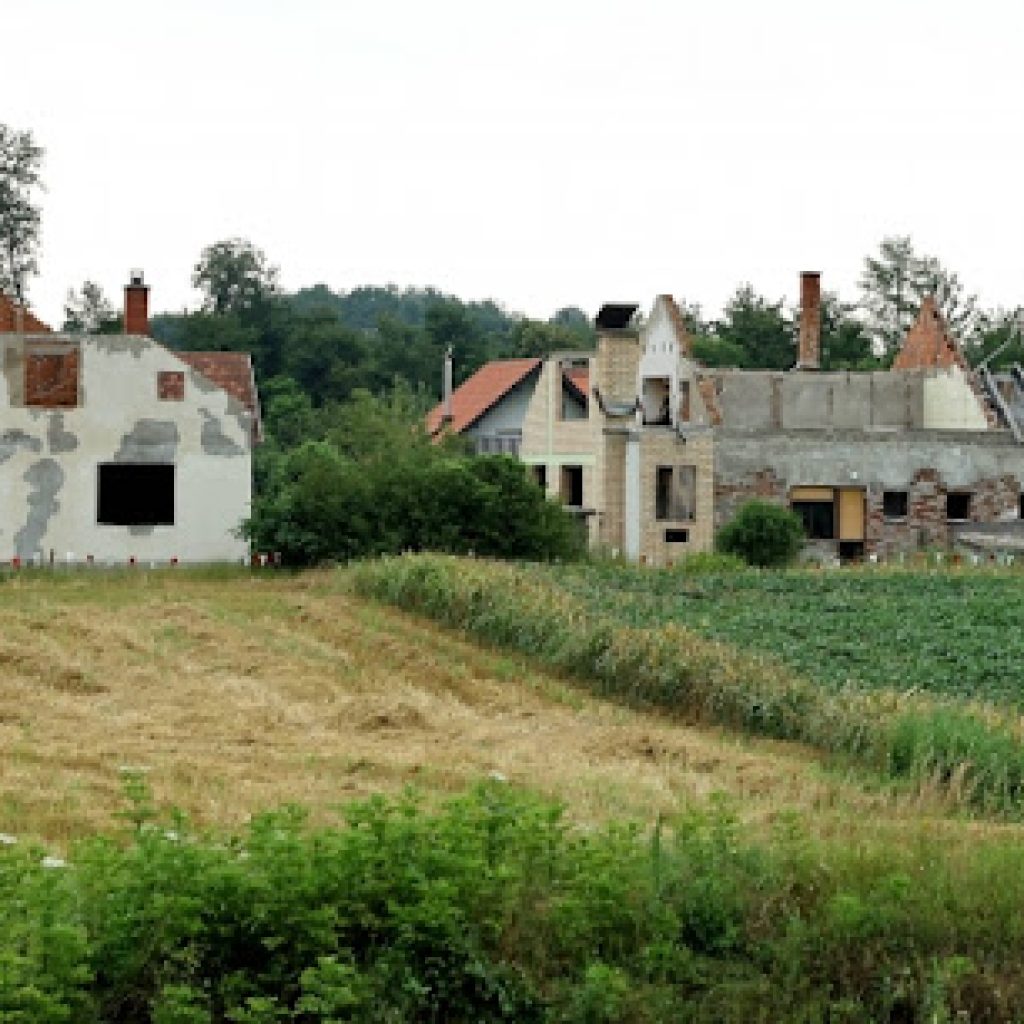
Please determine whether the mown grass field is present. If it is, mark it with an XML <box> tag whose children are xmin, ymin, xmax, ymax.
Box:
<box><xmin>538</xmin><ymin>561</ymin><xmax>1024</xmax><ymax>706</ymax></box>
<box><xmin>0</xmin><ymin>566</ymin><xmax>917</xmax><ymax>848</ymax></box>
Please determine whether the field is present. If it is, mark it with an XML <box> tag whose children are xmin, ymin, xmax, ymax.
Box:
<box><xmin>0</xmin><ymin>567</ymin><xmax>897</xmax><ymax>847</ymax></box>
<box><xmin>8</xmin><ymin>564</ymin><xmax>1024</xmax><ymax>1020</ymax></box>
<box><xmin>538</xmin><ymin>561</ymin><xmax>1024</xmax><ymax>706</ymax></box>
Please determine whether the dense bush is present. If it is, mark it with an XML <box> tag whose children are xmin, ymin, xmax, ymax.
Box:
<box><xmin>246</xmin><ymin>447</ymin><xmax>584</xmax><ymax>566</ymax></box>
<box><xmin>5</xmin><ymin>783</ymin><xmax>1024</xmax><ymax>1022</ymax></box>
<box><xmin>715</xmin><ymin>500</ymin><xmax>804</xmax><ymax>567</ymax></box>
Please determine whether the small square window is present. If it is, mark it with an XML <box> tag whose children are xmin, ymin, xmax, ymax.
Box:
<box><xmin>883</xmin><ymin>491</ymin><xmax>908</xmax><ymax>519</ymax></box>
<box><xmin>946</xmin><ymin>492</ymin><xmax>972</xmax><ymax>521</ymax></box>
<box><xmin>158</xmin><ymin>371</ymin><xmax>185</xmax><ymax>401</ymax></box>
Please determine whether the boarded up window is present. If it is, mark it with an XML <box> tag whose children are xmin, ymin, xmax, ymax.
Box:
<box><xmin>656</xmin><ymin>465</ymin><xmax>696</xmax><ymax>521</ymax></box>
<box><xmin>25</xmin><ymin>345</ymin><xmax>79</xmax><ymax>408</ymax></box>
<box><xmin>158</xmin><ymin>370</ymin><xmax>185</xmax><ymax>401</ymax></box>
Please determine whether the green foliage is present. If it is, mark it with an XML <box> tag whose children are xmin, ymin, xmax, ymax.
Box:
<box><xmin>715</xmin><ymin>501</ymin><xmax>804</xmax><ymax>567</ymax></box>
<box><xmin>192</xmin><ymin>238</ymin><xmax>279</xmax><ymax>316</ymax></box>
<box><xmin>712</xmin><ymin>285</ymin><xmax>794</xmax><ymax>370</ymax></box>
<box><xmin>63</xmin><ymin>280</ymin><xmax>122</xmax><ymax>334</ymax></box>
<box><xmin>348</xmin><ymin>554</ymin><xmax>1024</xmax><ymax>816</ymax></box>
<box><xmin>8</xmin><ymin>780</ymin><xmax>1024</xmax><ymax>1021</ymax></box>
<box><xmin>0</xmin><ymin>123</ymin><xmax>44</xmax><ymax>299</ymax></box>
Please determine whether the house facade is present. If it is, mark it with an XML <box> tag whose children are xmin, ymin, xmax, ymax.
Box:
<box><xmin>429</xmin><ymin>273</ymin><xmax>1024</xmax><ymax>563</ymax></box>
<box><xmin>0</xmin><ymin>274</ymin><xmax>258</xmax><ymax>565</ymax></box>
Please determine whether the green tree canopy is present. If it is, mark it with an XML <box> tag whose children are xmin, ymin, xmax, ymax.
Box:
<box><xmin>713</xmin><ymin>285</ymin><xmax>794</xmax><ymax>369</ymax></box>
<box><xmin>192</xmin><ymin>238</ymin><xmax>279</xmax><ymax>316</ymax></box>
<box><xmin>0</xmin><ymin>124</ymin><xmax>44</xmax><ymax>300</ymax></box>
<box><xmin>62</xmin><ymin>280</ymin><xmax>120</xmax><ymax>334</ymax></box>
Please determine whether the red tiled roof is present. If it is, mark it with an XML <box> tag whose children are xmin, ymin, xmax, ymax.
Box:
<box><xmin>564</xmin><ymin>366</ymin><xmax>589</xmax><ymax>398</ymax></box>
<box><xmin>426</xmin><ymin>358</ymin><xmax>541</xmax><ymax>436</ymax></box>
<box><xmin>0</xmin><ymin>294</ymin><xmax>51</xmax><ymax>334</ymax></box>
<box><xmin>178</xmin><ymin>351</ymin><xmax>262</xmax><ymax>439</ymax></box>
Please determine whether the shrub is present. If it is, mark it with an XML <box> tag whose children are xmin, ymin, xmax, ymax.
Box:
<box><xmin>715</xmin><ymin>500</ymin><xmax>804</xmax><ymax>567</ymax></box>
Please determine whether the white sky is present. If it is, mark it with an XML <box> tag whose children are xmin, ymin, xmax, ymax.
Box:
<box><xmin>6</xmin><ymin>0</ymin><xmax>1024</xmax><ymax>328</ymax></box>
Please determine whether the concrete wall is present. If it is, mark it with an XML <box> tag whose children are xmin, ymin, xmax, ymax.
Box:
<box><xmin>712</xmin><ymin>369</ymin><xmax>990</xmax><ymax>432</ymax></box>
<box><xmin>0</xmin><ymin>333</ymin><xmax>252</xmax><ymax>564</ymax></box>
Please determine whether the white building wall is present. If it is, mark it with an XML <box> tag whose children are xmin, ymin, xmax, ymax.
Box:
<box><xmin>0</xmin><ymin>334</ymin><xmax>252</xmax><ymax>564</ymax></box>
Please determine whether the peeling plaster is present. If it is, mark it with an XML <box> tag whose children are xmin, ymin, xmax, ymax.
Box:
<box><xmin>113</xmin><ymin>420</ymin><xmax>179</xmax><ymax>463</ymax></box>
<box><xmin>47</xmin><ymin>413</ymin><xmax>78</xmax><ymax>453</ymax></box>
<box><xmin>90</xmin><ymin>336</ymin><xmax>145</xmax><ymax>358</ymax></box>
<box><xmin>0</xmin><ymin>429</ymin><xmax>42</xmax><ymax>465</ymax></box>
<box><xmin>15</xmin><ymin>459</ymin><xmax>64</xmax><ymax>561</ymax></box>
<box><xmin>199</xmin><ymin>408</ymin><xmax>243</xmax><ymax>457</ymax></box>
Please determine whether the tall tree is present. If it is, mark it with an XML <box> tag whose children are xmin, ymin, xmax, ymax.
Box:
<box><xmin>0</xmin><ymin>124</ymin><xmax>44</xmax><ymax>300</ymax></box>
<box><xmin>859</xmin><ymin>236</ymin><xmax>980</xmax><ymax>357</ymax></box>
<box><xmin>819</xmin><ymin>292</ymin><xmax>877</xmax><ymax>370</ymax></box>
<box><xmin>62</xmin><ymin>280</ymin><xmax>120</xmax><ymax>333</ymax></box>
<box><xmin>192</xmin><ymin>238</ymin><xmax>279</xmax><ymax>316</ymax></box>
<box><xmin>714</xmin><ymin>284</ymin><xmax>793</xmax><ymax>369</ymax></box>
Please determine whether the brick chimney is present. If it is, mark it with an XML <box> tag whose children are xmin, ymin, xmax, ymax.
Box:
<box><xmin>797</xmin><ymin>271</ymin><xmax>821</xmax><ymax>369</ymax></box>
<box><xmin>124</xmin><ymin>270</ymin><xmax>149</xmax><ymax>336</ymax></box>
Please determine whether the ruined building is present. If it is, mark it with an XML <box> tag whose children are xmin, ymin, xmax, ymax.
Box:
<box><xmin>0</xmin><ymin>274</ymin><xmax>258</xmax><ymax>564</ymax></box>
<box><xmin>428</xmin><ymin>274</ymin><xmax>1024</xmax><ymax>563</ymax></box>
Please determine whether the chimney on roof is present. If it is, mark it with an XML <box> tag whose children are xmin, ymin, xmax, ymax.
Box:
<box><xmin>442</xmin><ymin>346</ymin><xmax>453</xmax><ymax>423</ymax></box>
<box><xmin>124</xmin><ymin>269</ymin><xmax>149</xmax><ymax>336</ymax></box>
<box><xmin>797</xmin><ymin>271</ymin><xmax>821</xmax><ymax>370</ymax></box>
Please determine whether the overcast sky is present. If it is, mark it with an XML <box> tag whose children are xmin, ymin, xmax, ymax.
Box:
<box><xmin>6</xmin><ymin>0</ymin><xmax>1023</xmax><ymax>328</ymax></box>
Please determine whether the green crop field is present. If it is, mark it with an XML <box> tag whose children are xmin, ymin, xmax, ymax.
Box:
<box><xmin>535</xmin><ymin>563</ymin><xmax>1024</xmax><ymax>707</ymax></box>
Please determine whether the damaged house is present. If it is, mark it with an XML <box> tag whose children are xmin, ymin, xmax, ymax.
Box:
<box><xmin>0</xmin><ymin>273</ymin><xmax>258</xmax><ymax>564</ymax></box>
<box><xmin>428</xmin><ymin>273</ymin><xmax>1024</xmax><ymax>563</ymax></box>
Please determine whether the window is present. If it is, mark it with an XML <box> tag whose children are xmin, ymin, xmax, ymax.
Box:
<box><xmin>883</xmin><ymin>491</ymin><xmax>908</xmax><ymax>519</ymax></box>
<box><xmin>946</xmin><ymin>492</ymin><xmax>972</xmax><ymax>521</ymax></box>
<box><xmin>1019</xmin><ymin>492</ymin><xmax>1024</xmax><ymax>520</ymax></box>
<box><xmin>664</xmin><ymin>528</ymin><xmax>689</xmax><ymax>543</ymax></box>
<box><xmin>560</xmin><ymin>465</ymin><xmax>583</xmax><ymax>507</ymax></box>
<box><xmin>25</xmin><ymin>344</ymin><xmax>79</xmax><ymax>408</ymax></box>
<box><xmin>158</xmin><ymin>370</ymin><xmax>185</xmax><ymax>401</ymax></box>
<box><xmin>642</xmin><ymin>377</ymin><xmax>671</xmax><ymax>425</ymax></box>
<box><xmin>532</xmin><ymin>465</ymin><xmax>547</xmax><ymax>489</ymax></box>
<box><xmin>97</xmin><ymin>464</ymin><xmax>175</xmax><ymax>526</ymax></box>
<box><xmin>655</xmin><ymin>466</ymin><xmax>697</xmax><ymax>521</ymax></box>
<box><xmin>791</xmin><ymin>500</ymin><xmax>835</xmax><ymax>539</ymax></box>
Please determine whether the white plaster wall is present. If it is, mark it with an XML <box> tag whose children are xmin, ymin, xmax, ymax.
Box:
<box><xmin>638</xmin><ymin>299</ymin><xmax>680</xmax><ymax>423</ymax></box>
<box><xmin>923</xmin><ymin>368</ymin><xmax>988</xmax><ymax>431</ymax></box>
<box><xmin>0</xmin><ymin>334</ymin><xmax>252</xmax><ymax>563</ymax></box>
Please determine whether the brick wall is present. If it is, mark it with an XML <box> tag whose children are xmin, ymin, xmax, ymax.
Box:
<box><xmin>24</xmin><ymin>345</ymin><xmax>79</xmax><ymax>408</ymax></box>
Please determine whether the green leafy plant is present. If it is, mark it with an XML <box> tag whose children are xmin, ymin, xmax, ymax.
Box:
<box><xmin>715</xmin><ymin>500</ymin><xmax>805</xmax><ymax>567</ymax></box>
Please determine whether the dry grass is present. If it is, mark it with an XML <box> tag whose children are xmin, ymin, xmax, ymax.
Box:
<box><xmin>0</xmin><ymin>568</ymin><xmax>1017</xmax><ymax>849</ymax></box>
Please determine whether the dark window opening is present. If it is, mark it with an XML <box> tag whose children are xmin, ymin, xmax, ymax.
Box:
<box><xmin>883</xmin><ymin>490</ymin><xmax>908</xmax><ymax>519</ymax></box>
<box><xmin>946</xmin><ymin>492</ymin><xmax>972</xmax><ymax>521</ymax></box>
<box><xmin>642</xmin><ymin>377</ymin><xmax>671</xmax><ymax>425</ymax></box>
<box><xmin>532</xmin><ymin>465</ymin><xmax>547</xmax><ymax>489</ymax></box>
<box><xmin>97</xmin><ymin>464</ymin><xmax>175</xmax><ymax>526</ymax></box>
<box><xmin>678</xmin><ymin>380</ymin><xmax>691</xmax><ymax>423</ymax></box>
<box><xmin>839</xmin><ymin>541</ymin><xmax>865</xmax><ymax>562</ymax></box>
<box><xmin>1018</xmin><ymin>491</ymin><xmax>1024</xmax><ymax>520</ymax></box>
<box><xmin>664</xmin><ymin>528</ymin><xmax>689</xmax><ymax>543</ymax></box>
<box><xmin>560</xmin><ymin>465</ymin><xmax>583</xmax><ymax>507</ymax></box>
<box><xmin>792</xmin><ymin>500</ymin><xmax>834</xmax><ymax>540</ymax></box>
<box><xmin>656</xmin><ymin>465</ymin><xmax>697</xmax><ymax>521</ymax></box>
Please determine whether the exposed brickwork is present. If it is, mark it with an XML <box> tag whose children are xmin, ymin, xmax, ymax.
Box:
<box><xmin>124</xmin><ymin>282</ymin><xmax>150</xmax><ymax>336</ymax></box>
<box><xmin>659</xmin><ymin>294</ymin><xmax>693</xmax><ymax>357</ymax></box>
<box><xmin>867</xmin><ymin>470</ymin><xmax>1019</xmax><ymax>558</ymax></box>
<box><xmin>24</xmin><ymin>344</ymin><xmax>79</xmax><ymax>407</ymax></box>
<box><xmin>714</xmin><ymin>468</ymin><xmax>786</xmax><ymax>528</ymax></box>
<box><xmin>0</xmin><ymin>294</ymin><xmax>50</xmax><ymax>334</ymax></box>
<box><xmin>797</xmin><ymin>272</ymin><xmax>821</xmax><ymax>369</ymax></box>
<box><xmin>158</xmin><ymin>370</ymin><xmax>185</xmax><ymax>401</ymax></box>
<box><xmin>893</xmin><ymin>297</ymin><xmax>968</xmax><ymax>371</ymax></box>
<box><xmin>696</xmin><ymin>375</ymin><xmax>722</xmax><ymax>425</ymax></box>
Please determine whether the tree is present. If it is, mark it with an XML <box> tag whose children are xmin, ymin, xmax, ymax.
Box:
<box><xmin>192</xmin><ymin>238</ymin><xmax>279</xmax><ymax>316</ymax></box>
<box><xmin>713</xmin><ymin>285</ymin><xmax>794</xmax><ymax>369</ymax></box>
<box><xmin>62</xmin><ymin>280</ymin><xmax>120</xmax><ymax>333</ymax></box>
<box><xmin>859</xmin><ymin>236</ymin><xmax>980</xmax><ymax>358</ymax></box>
<box><xmin>0</xmin><ymin>124</ymin><xmax>44</xmax><ymax>300</ymax></box>
<box><xmin>818</xmin><ymin>292</ymin><xmax>877</xmax><ymax>370</ymax></box>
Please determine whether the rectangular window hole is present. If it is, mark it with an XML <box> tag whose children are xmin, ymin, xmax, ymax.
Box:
<box><xmin>946</xmin><ymin>492</ymin><xmax>972</xmax><ymax>521</ymax></box>
<box><xmin>97</xmin><ymin>464</ymin><xmax>175</xmax><ymax>526</ymax></box>
<box><xmin>664</xmin><ymin>528</ymin><xmax>689</xmax><ymax>543</ymax></box>
<box><xmin>883</xmin><ymin>490</ymin><xmax>908</xmax><ymax>519</ymax></box>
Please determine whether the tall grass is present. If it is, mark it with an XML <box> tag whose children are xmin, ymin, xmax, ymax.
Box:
<box><xmin>348</xmin><ymin>553</ymin><xmax>1024</xmax><ymax>817</ymax></box>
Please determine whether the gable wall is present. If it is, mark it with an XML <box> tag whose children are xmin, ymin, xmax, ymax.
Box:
<box><xmin>0</xmin><ymin>334</ymin><xmax>252</xmax><ymax>563</ymax></box>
